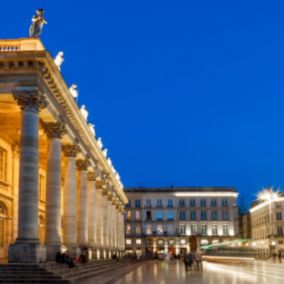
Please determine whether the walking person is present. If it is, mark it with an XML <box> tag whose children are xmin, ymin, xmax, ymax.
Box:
<box><xmin>278</xmin><ymin>251</ymin><xmax>282</xmax><ymax>263</ymax></box>
<box><xmin>183</xmin><ymin>253</ymin><xmax>193</xmax><ymax>271</ymax></box>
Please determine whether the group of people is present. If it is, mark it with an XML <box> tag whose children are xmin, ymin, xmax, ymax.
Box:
<box><xmin>272</xmin><ymin>251</ymin><xmax>283</xmax><ymax>263</ymax></box>
<box><xmin>55</xmin><ymin>247</ymin><xmax>89</xmax><ymax>268</ymax></box>
<box><xmin>183</xmin><ymin>252</ymin><xmax>203</xmax><ymax>271</ymax></box>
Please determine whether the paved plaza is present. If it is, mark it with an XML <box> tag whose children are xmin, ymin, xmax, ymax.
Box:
<box><xmin>83</xmin><ymin>259</ymin><xmax>284</xmax><ymax>284</ymax></box>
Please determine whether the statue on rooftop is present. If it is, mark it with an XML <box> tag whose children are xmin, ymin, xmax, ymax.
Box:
<box><xmin>80</xmin><ymin>105</ymin><xmax>88</xmax><ymax>120</ymax></box>
<box><xmin>97</xmin><ymin>137</ymin><xmax>103</xmax><ymax>149</ymax></box>
<box><xmin>29</xmin><ymin>9</ymin><xmax>47</xmax><ymax>38</ymax></box>
<box><xmin>69</xmin><ymin>84</ymin><xmax>79</xmax><ymax>100</ymax></box>
<box><xmin>103</xmin><ymin>148</ymin><xmax>108</xmax><ymax>157</ymax></box>
<box><xmin>88</xmin><ymin>123</ymin><xmax>96</xmax><ymax>136</ymax></box>
<box><xmin>54</xmin><ymin>51</ymin><xmax>64</xmax><ymax>71</ymax></box>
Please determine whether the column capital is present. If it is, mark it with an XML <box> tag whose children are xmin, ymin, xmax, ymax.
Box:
<box><xmin>13</xmin><ymin>88</ymin><xmax>47</xmax><ymax>112</ymax></box>
<box><xmin>42</xmin><ymin>122</ymin><xmax>66</xmax><ymax>139</ymax></box>
<box><xmin>76</xmin><ymin>159</ymin><xmax>90</xmax><ymax>171</ymax></box>
<box><xmin>62</xmin><ymin>144</ymin><xmax>80</xmax><ymax>157</ymax></box>
<box><xmin>87</xmin><ymin>171</ymin><xmax>97</xmax><ymax>181</ymax></box>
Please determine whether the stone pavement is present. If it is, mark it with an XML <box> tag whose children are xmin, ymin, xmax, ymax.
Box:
<box><xmin>86</xmin><ymin>259</ymin><xmax>284</xmax><ymax>284</ymax></box>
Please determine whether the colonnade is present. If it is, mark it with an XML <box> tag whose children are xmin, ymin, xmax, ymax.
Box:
<box><xmin>8</xmin><ymin>89</ymin><xmax>125</xmax><ymax>263</ymax></box>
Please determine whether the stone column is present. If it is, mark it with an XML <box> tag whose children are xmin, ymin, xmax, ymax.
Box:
<box><xmin>42</xmin><ymin>122</ymin><xmax>66</xmax><ymax>260</ymax></box>
<box><xmin>102</xmin><ymin>187</ymin><xmax>109</xmax><ymax>258</ymax></box>
<box><xmin>8</xmin><ymin>89</ymin><xmax>47</xmax><ymax>263</ymax></box>
<box><xmin>95</xmin><ymin>180</ymin><xmax>103</xmax><ymax>259</ymax></box>
<box><xmin>62</xmin><ymin>144</ymin><xmax>80</xmax><ymax>257</ymax></box>
<box><xmin>107</xmin><ymin>193</ymin><xmax>113</xmax><ymax>257</ymax></box>
<box><xmin>87</xmin><ymin>171</ymin><xmax>96</xmax><ymax>258</ymax></box>
<box><xmin>77</xmin><ymin>159</ymin><xmax>89</xmax><ymax>247</ymax></box>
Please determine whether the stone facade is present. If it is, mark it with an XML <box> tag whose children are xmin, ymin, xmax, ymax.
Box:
<box><xmin>0</xmin><ymin>38</ymin><xmax>127</xmax><ymax>262</ymax></box>
<box><xmin>250</xmin><ymin>194</ymin><xmax>284</xmax><ymax>256</ymax></box>
<box><xmin>124</xmin><ymin>187</ymin><xmax>239</xmax><ymax>258</ymax></box>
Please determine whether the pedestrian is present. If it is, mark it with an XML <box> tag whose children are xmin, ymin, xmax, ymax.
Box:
<box><xmin>278</xmin><ymin>251</ymin><xmax>282</xmax><ymax>263</ymax></box>
<box><xmin>195</xmin><ymin>252</ymin><xmax>203</xmax><ymax>271</ymax></box>
<box><xmin>272</xmin><ymin>252</ymin><xmax>277</xmax><ymax>263</ymax></box>
<box><xmin>183</xmin><ymin>253</ymin><xmax>193</xmax><ymax>271</ymax></box>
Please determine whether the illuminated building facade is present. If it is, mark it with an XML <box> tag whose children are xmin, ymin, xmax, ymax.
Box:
<box><xmin>250</xmin><ymin>193</ymin><xmax>284</xmax><ymax>255</ymax></box>
<box><xmin>124</xmin><ymin>187</ymin><xmax>239</xmax><ymax>257</ymax></box>
<box><xmin>0</xmin><ymin>38</ymin><xmax>127</xmax><ymax>262</ymax></box>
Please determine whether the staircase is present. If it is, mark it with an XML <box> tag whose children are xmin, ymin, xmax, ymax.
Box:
<box><xmin>40</xmin><ymin>259</ymin><xmax>138</xmax><ymax>283</ymax></box>
<box><xmin>0</xmin><ymin>264</ymin><xmax>69</xmax><ymax>283</ymax></box>
<box><xmin>0</xmin><ymin>260</ymin><xmax>140</xmax><ymax>283</ymax></box>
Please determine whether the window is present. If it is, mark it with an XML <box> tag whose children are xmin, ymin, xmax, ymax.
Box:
<box><xmin>212</xmin><ymin>225</ymin><xmax>218</xmax><ymax>235</ymax></box>
<box><xmin>0</xmin><ymin>147</ymin><xmax>7</xmax><ymax>182</ymax></box>
<box><xmin>180</xmin><ymin>239</ymin><xmax>186</xmax><ymax>245</ymax></box>
<box><xmin>126</xmin><ymin>210</ymin><xmax>132</xmax><ymax>221</ymax></box>
<box><xmin>201</xmin><ymin>224</ymin><xmax>207</xmax><ymax>235</ymax></box>
<box><xmin>167</xmin><ymin>199</ymin><xmax>174</xmax><ymax>208</ymax></box>
<box><xmin>223</xmin><ymin>225</ymin><xmax>229</xmax><ymax>235</ymax></box>
<box><xmin>222</xmin><ymin>211</ymin><xmax>229</xmax><ymax>220</ymax></box>
<box><xmin>0</xmin><ymin>202</ymin><xmax>8</xmax><ymax>248</ymax></box>
<box><xmin>276</xmin><ymin>212</ymin><xmax>282</xmax><ymax>221</ymax></box>
<box><xmin>135</xmin><ymin>225</ymin><xmax>141</xmax><ymax>235</ymax></box>
<box><xmin>179</xmin><ymin>224</ymin><xmax>186</xmax><ymax>235</ymax></box>
<box><xmin>200</xmin><ymin>199</ymin><xmax>207</xmax><ymax>207</ymax></box>
<box><xmin>157</xmin><ymin>239</ymin><xmax>164</xmax><ymax>245</ymax></box>
<box><xmin>157</xmin><ymin>199</ymin><xmax>163</xmax><ymax>207</ymax></box>
<box><xmin>222</xmin><ymin>199</ymin><xmax>228</xmax><ymax>207</ymax></box>
<box><xmin>146</xmin><ymin>224</ymin><xmax>152</xmax><ymax>235</ymax></box>
<box><xmin>126</xmin><ymin>224</ymin><xmax>131</xmax><ymax>235</ymax></box>
<box><xmin>126</xmin><ymin>239</ymin><xmax>132</xmax><ymax>245</ymax></box>
<box><xmin>155</xmin><ymin>211</ymin><xmax>163</xmax><ymax>221</ymax></box>
<box><xmin>190</xmin><ymin>224</ymin><xmax>197</xmax><ymax>235</ymax></box>
<box><xmin>135</xmin><ymin>200</ymin><xmax>141</xmax><ymax>208</ymax></box>
<box><xmin>200</xmin><ymin>211</ymin><xmax>207</xmax><ymax>221</ymax></box>
<box><xmin>277</xmin><ymin>226</ymin><xmax>283</xmax><ymax>236</ymax></box>
<box><xmin>189</xmin><ymin>199</ymin><xmax>196</xmax><ymax>207</ymax></box>
<box><xmin>136</xmin><ymin>239</ymin><xmax>142</xmax><ymax>245</ymax></box>
<box><xmin>146</xmin><ymin>211</ymin><xmax>152</xmax><ymax>221</ymax></box>
<box><xmin>39</xmin><ymin>174</ymin><xmax>45</xmax><ymax>202</ymax></box>
<box><xmin>168</xmin><ymin>211</ymin><xmax>174</xmax><ymax>221</ymax></box>
<box><xmin>145</xmin><ymin>199</ymin><xmax>151</xmax><ymax>207</ymax></box>
<box><xmin>135</xmin><ymin>210</ymin><xmax>141</xmax><ymax>220</ymax></box>
<box><xmin>190</xmin><ymin>211</ymin><xmax>196</xmax><ymax>220</ymax></box>
<box><xmin>211</xmin><ymin>199</ymin><xmax>217</xmax><ymax>207</ymax></box>
<box><xmin>211</xmin><ymin>211</ymin><xmax>218</xmax><ymax>220</ymax></box>
<box><xmin>179</xmin><ymin>211</ymin><xmax>186</xmax><ymax>221</ymax></box>
<box><xmin>38</xmin><ymin>215</ymin><xmax>45</xmax><ymax>244</ymax></box>
<box><xmin>179</xmin><ymin>199</ymin><xmax>185</xmax><ymax>207</ymax></box>
<box><xmin>157</xmin><ymin>224</ymin><xmax>163</xmax><ymax>235</ymax></box>
<box><xmin>126</xmin><ymin>200</ymin><xmax>131</xmax><ymax>208</ymax></box>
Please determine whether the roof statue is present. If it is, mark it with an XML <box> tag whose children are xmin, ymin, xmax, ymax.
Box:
<box><xmin>69</xmin><ymin>84</ymin><xmax>79</xmax><ymax>100</ymax></box>
<box><xmin>80</xmin><ymin>105</ymin><xmax>88</xmax><ymax>120</ymax></box>
<box><xmin>54</xmin><ymin>51</ymin><xmax>64</xmax><ymax>71</ymax></box>
<box><xmin>103</xmin><ymin>148</ymin><xmax>108</xmax><ymax>157</ymax></box>
<box><xmin>97</xmin><ymin>137</ymin><xmax>103</xmax><ymax>149</ymax></box>
<box><xmin>107</xmin><ymin>157</ymin><xmax>112</xmax><ymax>167</ymax></box>
<box><xmin>29</xmin><ymin>9</ymin><xmax>47</xmax><ymax>38</ymax></box>
<box><xmin>88</xmin><ymin>123</ymin><xmax>96</xmax><ymax>136</ymax></box>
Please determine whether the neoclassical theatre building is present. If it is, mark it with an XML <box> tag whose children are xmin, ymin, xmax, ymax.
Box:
<box><xmin>0</xmin><ymin>38</ymin><xmax>127</xmax><ymax>262</ymax></box>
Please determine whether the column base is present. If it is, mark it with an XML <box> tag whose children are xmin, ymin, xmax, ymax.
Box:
<box><xmin>45</xmin><ymin>244</ymin><xmax>62</xmax><ymax>261</ymax></box>
<box><xmin>8</xmin><ymin>242</ymin><xmax>46</xmax><ymax>263</ymax></box>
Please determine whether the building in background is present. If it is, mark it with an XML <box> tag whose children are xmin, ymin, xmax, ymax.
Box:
<box><xmin>124</xmin><ymin>187</ymin><xmax>239</xmax><ymax>258</ymax></box>
<box><xmin>239</xmin><ymin>212</ymin><xmax>251</xmax><ymax>240</ymax></box>
<box><xmin>249</xmin><ymin>192</ymin><xmax>284</xmax><ymax>256</ymax></box>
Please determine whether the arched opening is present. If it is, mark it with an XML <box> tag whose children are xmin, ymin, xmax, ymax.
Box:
<box><xmin>0</xmin><ymin>202</ymin><xmax>9</xmax><ymax>258</ymax></box>
<box><xmin>38</xmin><ymin>215</ymin><xmax>45</xmax><ymax>244</ymax></box>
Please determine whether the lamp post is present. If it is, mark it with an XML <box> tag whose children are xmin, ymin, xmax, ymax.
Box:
<box><xmin>257</xmin><ymin>187</ymin><xmax>279</xmax><ymax>256</ymax></box>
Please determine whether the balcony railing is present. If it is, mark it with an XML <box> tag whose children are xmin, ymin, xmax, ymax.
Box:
<box><xmin>0</xmin><ymin>38</ymin><xmax>45</xmax><ymax>52</ymax></box>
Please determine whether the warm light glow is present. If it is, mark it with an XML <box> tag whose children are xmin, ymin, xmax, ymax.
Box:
<box><xmin>257</xmin><ymin>187</ymin><xmax>279</xmax><ymax>202</ymax></box>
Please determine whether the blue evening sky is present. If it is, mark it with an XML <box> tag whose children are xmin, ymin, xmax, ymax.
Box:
<box><xmin>2</xmin><ymin>1</ymin><xmax>284</xmax><ymax>209</ymax></box>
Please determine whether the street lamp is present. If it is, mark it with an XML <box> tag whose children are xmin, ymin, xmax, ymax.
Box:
<box><xmin>257</xmin><ymin>187</ymin><xmax>279</xmax><ymax>255</ymax></box>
